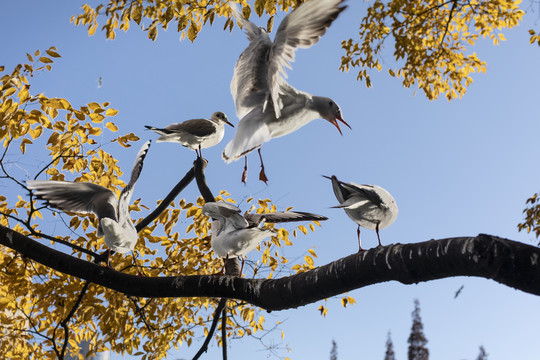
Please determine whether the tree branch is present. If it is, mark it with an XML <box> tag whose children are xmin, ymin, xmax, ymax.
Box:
<box><xmin>192</xmin><ymin>298</ymin><xmax>227</xmax><ymax>360</ymax></box>
<box><xmin>136</xmin><ymin>165</ymin><xmax>196</xmax><ymax>231</ymax></box>
<box><xmin>2</xmin><ymin>226</ymin><xmax>539</xmax><ymax>311</ymax></box>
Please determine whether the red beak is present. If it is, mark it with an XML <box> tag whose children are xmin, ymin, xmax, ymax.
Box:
<box><xmin>330</xmin><ymin>116</ymin><xmax>351</xmax><ymax>135</ymax></box>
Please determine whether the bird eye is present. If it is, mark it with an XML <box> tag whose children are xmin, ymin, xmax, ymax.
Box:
<box><xmin>328</xmin><ymin>101</ymin><xmax>333</xmax><ymax>106</ymax></box>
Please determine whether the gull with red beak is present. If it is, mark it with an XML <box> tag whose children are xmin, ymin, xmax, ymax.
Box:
<box><xmin>223</xmin><ymin>0</ymin><xmax>350</xmax><ymax>183</ymax></box>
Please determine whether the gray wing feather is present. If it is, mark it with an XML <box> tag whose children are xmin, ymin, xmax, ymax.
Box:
<box><xmin>230</xmin><ymin>2</ymin><xmax>273</xmax><ymax>119</ymax></box>
<box><xmin>146</xmin><ymin>120</ymin><xmax>216</xmax><ymax>138</ymax></box>
<box><xmin>118</xmin><ymin>140</ymin><xmax>151</xmax><ymax>224</ymax></box>
<box><xmin>267</xmin><ymin>0</ymin><xmax>347</xmax><ymax>117</ymax></box>
<box><xmin>26</xmin><ymin>180</ymin><xmax>117</xmax><ymax>221</ymax></box>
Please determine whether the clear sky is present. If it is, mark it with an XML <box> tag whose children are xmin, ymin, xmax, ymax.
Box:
<box><xmin>2</xmin><ymin>1</ymin><xmax>540</xmax><ymax>359</ymax></box>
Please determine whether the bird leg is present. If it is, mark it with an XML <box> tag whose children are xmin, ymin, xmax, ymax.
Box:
<box><xmin>106</xmin><ymin>249</ymin><xmax>112</xmax><ymax>268</ymax></box>
<box><xmin>216</xmin><ymin>254</ymin><xmax>229</xmax><ymax>275</ymax></box>
<box><xmin>258</xmin><ymin>148</ymin><xmax>268</xmax><ymax>184</ymax></box>
<box><xmin>375</xmin><ymin>223</ymin><xmax>382</xmax><ymax>247</ymax></box>
<box><xmin>196</xmin><ymin>145</ymin><xmax>202</xmax><ymax>159</ymax></box>
<box><xmin>132</xmin><ymin>250</ymin><xmax>146</xmax><ymax>276</ymax></box>
<box><xmin>357</xmin><ymin>226</ymin><xmax>366</xmax><ymax>252</ymax></box>
<box><xmin>242</xmin><ymin>157</ymin><xmax>248</xmax><ymax>184</ymax></box>
<box><xmin>239</xmin><ymin>257</ymin><xmax>245</xmax><ymax>277</ymax></box>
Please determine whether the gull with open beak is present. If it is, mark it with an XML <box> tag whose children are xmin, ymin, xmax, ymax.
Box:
<box><xmin>223</xmin><ymin>0</ymin><xmax>350</xmax><ymax>183</ymax></box>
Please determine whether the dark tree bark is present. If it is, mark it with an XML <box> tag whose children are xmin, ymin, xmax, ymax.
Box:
<box><xmin>1</xmin><ymin>229</ymin><xmax>539</xmax><ymax>311</ymax></box>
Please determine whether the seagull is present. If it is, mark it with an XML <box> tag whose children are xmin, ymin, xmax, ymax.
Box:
<box><xmin>146</xmin><ymin>111</ymin><xmax>233</xmax><ymax>158</ymax></box>
<box><xmin>202</xmin><ymin>201</ymin><xmax>328</xmax><ymax>274</ymax></box>
<box><xmin>325</xmin><ymin>175</ymin><xmax>398</xmax><ymax>252</ymax></box>
<box><xmin>223</xmin><ymin>0</ymin><xmax>350</xmax><ymax>183</ymax></box>
<box><xmin>26</xmin><ymin>140</ymin><xmax>152</xmax><ymax>268</ymax></box>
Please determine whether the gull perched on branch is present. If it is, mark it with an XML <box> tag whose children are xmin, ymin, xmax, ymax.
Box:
<box><xmin>146</xmin><ymin>111</ymin><xmax>233</xmax><ymax>158</ymax></box>
<box><xmin>223</xmin><ymin>0</ymin><xmax>350</xmax><ymax>183</ymax></box>
<box><xmin>27</xmin><ymin>140</ymin><xmax>152</xmax><ymax>267</ymax></box>
<box><xmin>325</xmin><ymin>175</ymin><xmax>398</xmax><ymax>252</ymax></box>
<box><xmin>202</xmin><ymin>201</ymin><xmax>328</xmax><ymax>274</ymax></box>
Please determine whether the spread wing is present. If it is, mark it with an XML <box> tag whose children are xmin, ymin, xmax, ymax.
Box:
<box><xmin>26</xmin><ymin>180</ymin><xmax>117</xmax><ymax>221</ymax></box>
<box><xmin>267</xmin><ymin>0</ymin><xmax>347</xmax><ymax>118</ymax></box>
<box><xmin>118</xmin><ymin>140</ymin><xmax>151</xmax><ymax>225</ymax></box>
<box><xmin>230</xmin><ymin>2</ymin><xmax>273</xmax><ymax>119</ymax></box>
<box><xmin>202</xmin><ymin>202</ymin><xmax>249</xmax><ymax>236</ymax></box>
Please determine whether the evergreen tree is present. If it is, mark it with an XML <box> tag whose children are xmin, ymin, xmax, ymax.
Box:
<box><xmin>330</xmin><ymin>340</ymin><xmax>338</xmax><ymax>360</ymax></box>
<box><xmin>476</xmin><ymin>345</ymin><xmax>488</xmax><ymax>360</ymax></box>
<box><xmin>384</xmin><ymin>331</ymin><xmax>396</xmax><ymax>360</ymax></box>
<box><xmin>407</xmin><ymin>299</ymin><xmax>429</xmax><ymax>360</ymax></box>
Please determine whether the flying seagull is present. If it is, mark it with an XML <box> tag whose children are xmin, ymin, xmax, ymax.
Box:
<box><xmin>325</xmin><ymin>175</ymin><xmax>398</xmax><ymax>252</ymax></box>
<box><xmin>202</xmin><ymin>201</ymin><xmax>328</xmax><ymax>274</ymax></box>
<box><xmin>223</xmin><ymin>0</ymin><xmax>350</xmax><ymax>183</ymax></box>
<box><xmin>146</xmin><ymin>111</ymin><xmax>233</xmax><ymax>158</ymax></box>
<box><xmin>27</xmin><ymin>140</ymin><xmax>152</xmax><ymax>267</ymax></box>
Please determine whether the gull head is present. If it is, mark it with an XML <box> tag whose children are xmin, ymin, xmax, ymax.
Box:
<box><xmin>318</xmin><ymin>98</ymin><xmax>351</xmax><ymax>135</ymax></box>
<box><xmin>211</xmin><ymin>111</ymin><xmax>234</xmax><ymax>128</ymax></box>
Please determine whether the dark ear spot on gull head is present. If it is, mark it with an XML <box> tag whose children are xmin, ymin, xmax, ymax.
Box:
<box><xmin>213</xmin><ymin>111</ymin><xmax>235</xmax><ymax>128</ymax></box>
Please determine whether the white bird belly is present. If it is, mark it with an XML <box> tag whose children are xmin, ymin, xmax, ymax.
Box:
<box><xmin>211</xmin><ymin>228</ymin><xmax>273</xmax><ymax>258</ymax></box>
<box><xmin>100</xmin><ymin>218</ymin><xmax>138</xmax><ymax>253</ymax></box>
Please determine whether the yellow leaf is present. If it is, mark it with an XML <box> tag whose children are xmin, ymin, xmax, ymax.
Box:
<box><xmin>105</xmin><ymin>122</ymin><xmax>119</xmax><ymax>132</ymax></box>
<box><xmin>39</xmin><ymin>57</ymin><xmax>53</xmax><ymax>64</ymax></box>
<box><xmin>105</xmin><ymin>108</ymin><xmax>119</xmax><ymax>116</ymax></box>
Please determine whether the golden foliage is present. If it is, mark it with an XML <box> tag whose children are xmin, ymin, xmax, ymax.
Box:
<box><xmin>340</xmin><ymin>0</ymin><xmax>523</xmax><ymax>100</ymax></box>
<box><xmin>518</xmin><ymin>193</ymin><xmax>540</xmax><ymax>240</ymax></box>
<box><xmin>70</xmin><ymin>0</ymin><xmax>533</xmax><ymax>99</ymax></box>
<box><xmin>0</xmin><ymin>48</ymin><xmax>324</xmax><ymax>359</ymax></box>
<box><xmin>70</xmin><ymin>0</ymin><xmax>301</xmax><ymax>42</ymax></box>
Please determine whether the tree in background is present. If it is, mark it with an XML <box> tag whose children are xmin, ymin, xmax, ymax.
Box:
<box><xmin>330</xmin><ymin>339</ymin><xmax>338</xmax><ymax>360</ymax></box>
<box><xmin>384</xmin><ymin>331</ymin><xmax>396</xmax><ymax>360</ymax></box>
<box><xmin>407</xmin><ymin>299</ymin><xmax>429</xmax><ymax>360</ymax></box>
<box><xmin>476</xmin><ymin>345</ymin><xmax>488</xmax><ymax>360</ymax></box>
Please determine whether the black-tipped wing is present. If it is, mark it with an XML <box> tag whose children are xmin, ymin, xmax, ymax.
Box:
<box><xmin>26</xmin><ymin>180</ymin><xmax>117</xmax><ymax>221</ymax></box>
<box><xmin>340</xmin><ymin>182</ymin><xmax>384</xmax><ymax>208</ymax></box>
<box><xmin>245</xmin><ymin>211</ymin><xmax>328</xmax><ymax>226</ymax></box>
<box><xmin>118</xmin><ymin>140</ymin><xmax>151</xmax><ymax>224</ymax></box>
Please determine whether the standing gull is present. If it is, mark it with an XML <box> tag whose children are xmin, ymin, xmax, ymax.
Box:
<box><xmin>325</xmin><ymin>175</ymin><xmax>398</xmax><ymax>252</ymax></box>
<box><xmin>26</xmin><ymin>140</ymin><xmax>152</xmax><ymax>267</ymax></box>
<box><xmin>223</xmin><ymin>0</ymin><xmax>350</xmax><ymax>183</ymax></box>
<box><xmin>146</xmin><ymin>111</ymin><xmax>233</xmax><ymax>158</ymax></box>
<box><xmin>202</xmin><ymin>201</ymin><xmax>328</xmax><ymax>274</ymax></box>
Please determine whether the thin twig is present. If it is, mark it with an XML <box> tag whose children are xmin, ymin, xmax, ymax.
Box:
<box><xmin>136</xmin><ymin>165</ymin><xmax>195</xmax><ymax>231</ymax></box>
<box><xmin>192</xmin><ymin>298</ymin><xmax>227</xmax><ymax>360</ymax></box>
<box><xmin>58</xmin><ymin>281</ymin><xmax>90</xmax><ymax>359</ymax></box>
<box><xmin>221</xmin><ymin>305</ymin><xmax>227</xmax><ymax>360</ymax></box>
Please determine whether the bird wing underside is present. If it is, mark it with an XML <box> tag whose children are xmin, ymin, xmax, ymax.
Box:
<box><xmin>27</xmin><ymin>180</ymin><xmax>118</xmax><ymax>221</ymax></box>
<box><xmin>118</xmin><ymin>140</ymin><xmax>151</xmax><ymax>224</ymax></box>
<box><xmin>267</xmin><ymin>0</ymin><xmax>347</xmax><ymax>117</ymax></box>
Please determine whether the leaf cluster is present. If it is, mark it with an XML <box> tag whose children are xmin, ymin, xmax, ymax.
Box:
<box><xmin>340</xmin><ymin>0</ymin><xmax>523</xmax><ymax>100</ymax></box>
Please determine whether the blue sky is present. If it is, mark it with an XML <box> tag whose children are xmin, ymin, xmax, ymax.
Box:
<box><xmin>2</xmin><ymin>1</ymin><xmax>540</xmax><ymax>359</ymax></box>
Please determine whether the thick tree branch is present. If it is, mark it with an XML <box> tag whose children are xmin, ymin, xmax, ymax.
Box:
<box><xmin>2</xmin><ymin>226</ymin><xmax>539</xmax><ymax>311</ymax></box>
